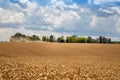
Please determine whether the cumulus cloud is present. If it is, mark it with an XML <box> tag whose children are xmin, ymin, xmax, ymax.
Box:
<box><xmin>98</xmin><ymin>7</ymin><xmax>120</xmax><ymax>16</ymax></box>
<box><xmin>0</xmin><ymin>8</ymin><xmax>25</xmax><ymax>23</ymax></box>
<box><xmin>0</xmin><ymin>0</ymin><xmax>120</xmax><ymax>41</ymax></box>
<box><xmin>19</xmin><ymin>0</ymin><xmax>80</xmax><ymax>31</ymax></box>
<box><xmin>99</xmin><ymin>8</ymin><xmax>113</xmax><ymax>14</ymax></box>
<box><xmin>90</xmin><ymin>16</ymin><xmax>97</xmax><ymax>27</ymax></box>
<box><xmin>44</xmin><ymin>10</ymin><xmax>80</xmax><ymax>28</ymax></box>
<box><xmin>116</xmin><ymin>18</ymin><xmax>120</xmax><ymax>32</ymax></box>
<box><xmin>93</xmin><ymin>0</ymin><xmax>120</xmax><ymax>5</ymax></box>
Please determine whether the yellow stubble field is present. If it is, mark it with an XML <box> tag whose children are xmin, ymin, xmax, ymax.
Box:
<box><xmin>0</xmin><ymin>42</ymin><xmax>120</xmax><ymax>80</ymax></box>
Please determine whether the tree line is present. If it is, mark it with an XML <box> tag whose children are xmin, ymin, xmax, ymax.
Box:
<box><xmin>11</xmin><ymin>32</ymin><xmax>40</xmax><ymax>41</ymax></box>
<box><xmin>11</xmin><ymin>32</ymin><xmax>120</xmax><ymax>44</ymax></box>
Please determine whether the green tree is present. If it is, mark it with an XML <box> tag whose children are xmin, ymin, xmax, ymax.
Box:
<box><xmin>76</xmin><ymin>37</ymin><xmax>81</xmax><ymax>43</ymax></box>
<box><xmin>87</xmin><ymin>36</ymin><xmax>92</xmax><ymax>43</ymax></box>
<box><xmin>108</xmin><ymin>38</ymin><xmax>111</xmax><ymax>43</ymax></box>
<box><xmin>80</xmin><ymin>37</ymin><xmax>87</xmax><ymax>43</ymax></box>
<box><xmin>103</xmin><ymin>37</ymin><xmax>107</xmax><ymax>43</ymax></box>
<box><xmin>49</xmin><ymin>35</ymin><xmax>54</xmax><ymax>42</ymax></box>
<box><xmin>14</xmin><ymin>32</ymin><xmax>23</xmax><ymax>37</ymax></box>
<box><xmin>72</xmin><ymin>35</ymin><xmax>78</xmax><ymax>43</ymax></box>
<box><xmin>96</xmin><ymin>38</ymin><xmax>99</xmax><ymax>43</ymax></box>
<box><xmin>57</xmin><ymin>36</ymin><xmax>64</xmax><ymax>43</ymax></box>
<box><xmin>98</xmin><ymin>36</ymin><xmax>112</xmax><ymax>43</ymax></box>
<box><xmin>31</xmin><ymin>35</ymin><xmax>40</xmax><ymax>41</ymax></box>
<box><xmin>42</xmin><ymin>36</ymin><xmax>48</xmax><ymax>42</ymax></box>
<box><xmin>66</xmin><ymin>36</ymin><xmax>72</xmax><ymax>43</ymax></box>
<box><xmin>66</xmin><ymin>36</ymin><xmax>74</xmax><ymax>43</ymax></box>
<box><xmin>99</xmin><ymin>36</ymin><xmax>103</xmax><ymax>43</ymax></box>
<box><xmin>72</xmin><ymin>35</ymin><xmax>77</xmax><ymax>38</ymax></box>
<box><xmin>66</xmin><ymin>35</ymin><xmax>78</xmax><ymax>43</ymax></box>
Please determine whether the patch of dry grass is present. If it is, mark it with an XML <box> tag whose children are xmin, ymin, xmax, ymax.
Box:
<box><xmin>0</xmin><ymin>43</ymin><xmax>120</xmax><ymax>79</ymax></box>
<box><xmin>0</xmin><ymin>56</ymin><xmax>120</xmax><ymax>80</ymax></box>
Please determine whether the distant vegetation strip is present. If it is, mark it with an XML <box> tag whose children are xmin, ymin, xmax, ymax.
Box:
<box><xmin>10</xmin><ymin>32</ymin><xmax>120</xmax><ymax>44</ymax></box>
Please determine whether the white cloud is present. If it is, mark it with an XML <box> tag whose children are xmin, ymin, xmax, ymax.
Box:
<box><xmin>99</xmin><ymin>8</ymin><xmax>113</xmax><ymax>14</ymax></box>
<box><xmin>90</xmin><ymin>16</ymin><xmax>97</xmax><ymax>27</ymax></box>
<box><xmin>45</xmin><ymin>14</ymin><xmax>62</xmax><ymax>27</ymax></box>
<box><xmin>51</xmin><ymin>0</ymin><xmax>57</xmax><ymax>4</ymax></box>
<box><xmin>52</xmin><ymin>0</ymin><xmax>65</xmax><ymax>10</ymax></box>
<box><xmin>20</xmin><ymin>0</ymin><xmax>29</xmax><ymax>3</ymax></box>
<box><xmin>0</xmin><ymin>8</ymin><xmax>25</xmax><ymax>23</ymax></box>
<box><xmin>93</xmin><ymin>0</ymin><xmax>101</xmax><ymax>5</ymax></box>
<box><xmin>0</xmin><ymin>0</ymin><xmax>80</xmax><ymax>31</ymax></box>
<box><xmin>51</xmin><ymin>0</ymin><xmax>79</xmax><ymax>10</ymax></box>
<box><xmin>93</xmin><ymin>0</ymin><xmax>120</xmax><ymax>4</ymax></box>
<box><xmin>116</xmin><ymin>19</ymin><xmax>120</xmax><ymax>32</ymax></box>
<box><xmin>39</xmin><ymin>5</ymin><xmax>80</xmax><ymax>30</ymax></box>
<box><xmin>21</xmin><ymin>0</ymin><xmax>38</xmax><ymax>16</ymax></box>
<box><xmin>98</xmin><ymin>7</ymin><xmax>120</xmax><ymax>15</ymax></box>
<box><xmin>0</xmin><ymin>28</ymin><xmax>17</xmax><ymax>41</ymax></box>
<box><xmin>111</xmin><ymin>7</ymin><xmax>120</xmax><ymax>14</ymax></box>
<box><xmin>0</xmin><ymin>0</ymin><xmax>120</xmax><ymax>41</ymax></box>
<box><xmin>68</xmin><ymin>4</ymin><xmax>79</xmax><ymax>9</ymax></box>
<box><xmin>87</xmin><ymin>0</ymin><xmax>92</xmax><ymax>4</ymax></box>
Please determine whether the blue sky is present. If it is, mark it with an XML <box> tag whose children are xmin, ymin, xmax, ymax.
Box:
<box><xmin>0</xmin><ymin>0</ymin><xmax>120</xmax><ymax>41</ymax></box>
